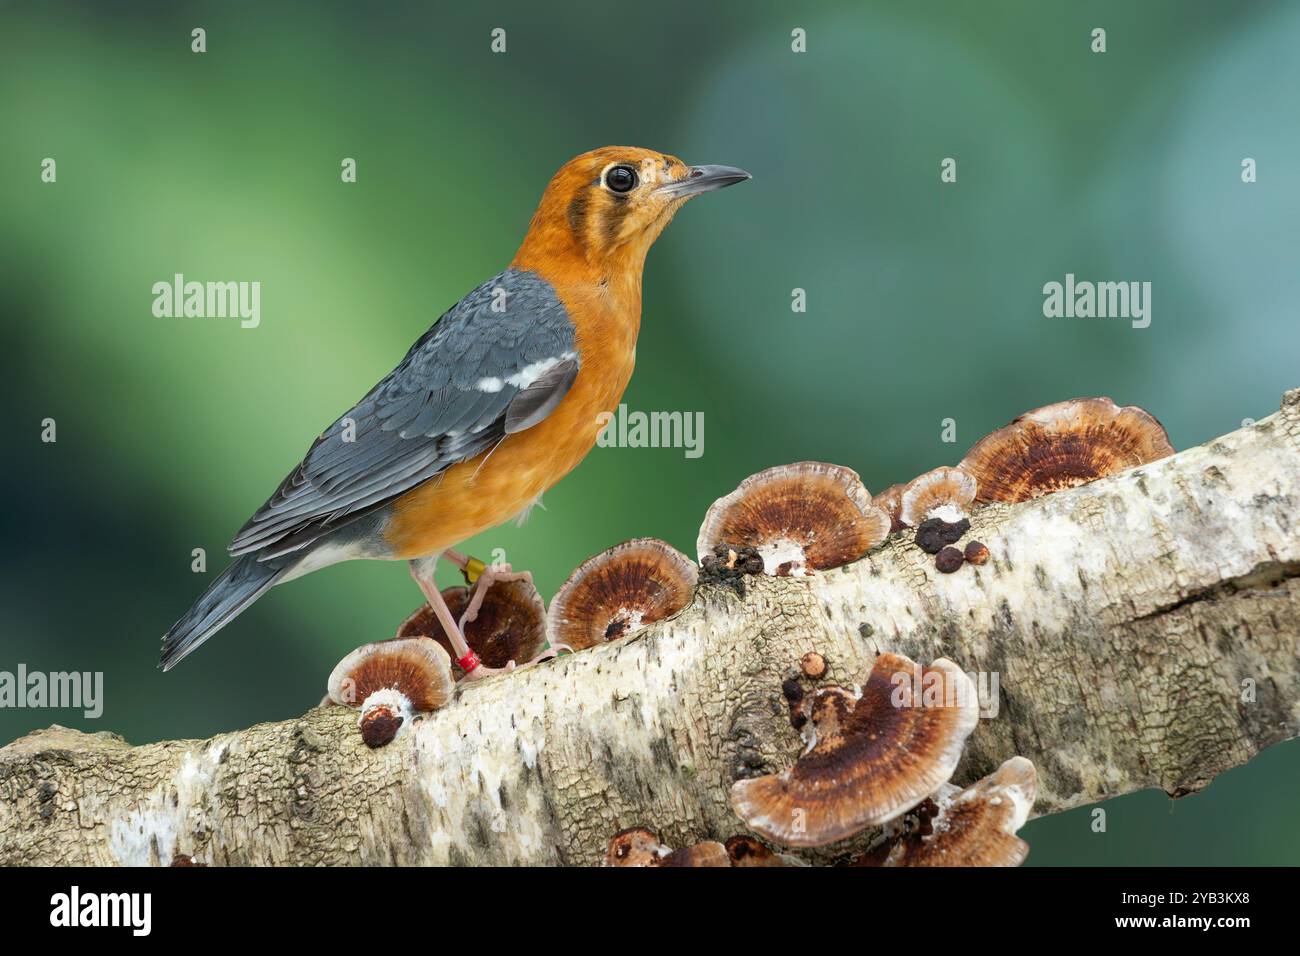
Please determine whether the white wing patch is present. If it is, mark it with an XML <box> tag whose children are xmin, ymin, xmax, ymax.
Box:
<box><xmin>475</xmin><ymin>351</ymin><xmax>577</xmax><ymax>394</ymax></box>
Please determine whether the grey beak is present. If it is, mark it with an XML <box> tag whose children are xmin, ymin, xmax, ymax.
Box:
<box><xmin>657</xmin><ymin>164</ymin><xmax>752</xmax><ymax>198</ymax></box>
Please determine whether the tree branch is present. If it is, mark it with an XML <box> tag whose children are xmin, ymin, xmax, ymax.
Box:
<box><xmin>3</xmin><ymin>390</ymin><xmax>1299</xmax><ymax>866</ymax></box>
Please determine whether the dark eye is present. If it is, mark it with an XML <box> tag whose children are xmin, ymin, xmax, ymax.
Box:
<box><xmin>605</xmin><ymin>165</ymin><xmax>638</xmax><ymax>193</ymax></box>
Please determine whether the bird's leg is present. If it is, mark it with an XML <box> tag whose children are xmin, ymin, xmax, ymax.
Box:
<box><xmin>458</xmin><ymin>562</ymin><xmax>531</xmax><ymax>628</ymax></box>
<box><xmin>441</xmin><ymin>551</ymin><xmax>572</xmax><ymax>669</ymax></box>
<box><xmin>407</xmin><ymin>557</ymin><xmax>507</xmax><ymax>682</ymax></box>
<box><xmin>441</xmin><ymin>547</ymin><xmax>485</xmax><ymax>586</ymax></box>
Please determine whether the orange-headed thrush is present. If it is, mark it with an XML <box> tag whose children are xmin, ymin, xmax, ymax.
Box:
<box><xmin>161</xmin><ymin>147</ymin><xmax>750</xmax><ymax>677</ymax></box>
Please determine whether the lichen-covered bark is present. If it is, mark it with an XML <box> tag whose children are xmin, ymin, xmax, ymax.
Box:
<box><xmin>3</xmin><ymin>390</ymin><xmax>1299</xmax><ymax>867</ymax></box>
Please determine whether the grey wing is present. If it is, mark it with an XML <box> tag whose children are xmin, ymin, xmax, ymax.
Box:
<box><xmin>505</xmin><ymin>357</ymin><xmax>580</xmax><ymax>433</ymax></box>
<box><xmin>228</xmin><ymin>269</ymin><xmax>577</xmax><ymax>560</ymax></box>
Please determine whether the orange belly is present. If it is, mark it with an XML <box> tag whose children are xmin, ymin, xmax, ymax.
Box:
<box><xmin>383</xmin><ymin>356</ymin><xmax>633</xmax><ymax>558</ymax></box>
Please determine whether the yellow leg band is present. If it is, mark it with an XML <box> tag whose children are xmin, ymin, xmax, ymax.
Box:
<box><xmin>464</xmin><ymin>556</ymin><xmax>487</xmax><ymax>585</ymax></box>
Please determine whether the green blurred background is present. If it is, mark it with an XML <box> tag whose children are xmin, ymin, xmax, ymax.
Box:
<box><xmin>2</xmin><ymin>0</ymin><xmax>1297</xmax><ymax>864</ymax></box>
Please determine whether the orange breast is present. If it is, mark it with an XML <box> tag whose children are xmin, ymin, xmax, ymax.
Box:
<box><xmin>384</xmin><ymin>286</ymin><xmax>639</xmax><ymax>559</ymax></box>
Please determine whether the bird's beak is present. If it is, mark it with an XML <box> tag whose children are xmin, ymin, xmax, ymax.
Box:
<box><xmin>657</xmin><ymin>164</ymin><xmax>752</xmax><ymax>199</ymax></box>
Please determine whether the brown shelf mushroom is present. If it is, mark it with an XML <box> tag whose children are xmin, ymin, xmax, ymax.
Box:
<box><xmin>880</xmin><ymin>756</ymin><xmax>1038</xmax><ymax>867</ymax></box>
<box><xmin>697</xmin><ymin>462</ymin><xmax>890</xmax><ymax>576</ymax></box>
<box><xmin>900</xmin><ymin>466</ymin><xmax>977</xmax><ymax>527</ymax></box>
<box><xmin>724</xmin><ymin>835</ymin><xmax>805</xmax><ymax>867</ymax></box>
<box><xmin>604</xmin><ymin>826</ymin><xmax>669</xmax><ymax>866</ymax></box>
<box><xmin>959</xmin><ymin>397</ymin><xmax>1175</xmax><ymax>503</ymax></box>
<box><xmin>397</xmin><ymin>577</ymin><xmax>548</xmax><ymax>676</ymax></box>
<box><xmin>327</xmin><ymin>638</ymin><xmax>454</xmax><ymax>748</ymax></box>
<box><xmin>871</xmin><ymin>483</ymin><xmax>908</xmax><ymax>534</ymax></box>
<box><xmin>603</xmin><ymin>827</ymin><xmax>729</xmax><ymax>867</ymax></box>
<box><xmin>547</xmin><ymin>538</ymin><xmax>697</xmax><ymax>652</ymax></box>
<box><xmin>729</xmin><ymin>652</ymin><xmax>979</xmax><ymax>847</ymax></box>
<box><xmin>662</xmin><ymin>841</ymin><xmax>730</xmax><ymax>867</ymax></box>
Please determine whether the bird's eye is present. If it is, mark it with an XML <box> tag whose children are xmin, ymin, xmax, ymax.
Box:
<box><xmin>605</xmin><ymin>165</ymin><xmax>638</xmax><ymax>193</ymax></box>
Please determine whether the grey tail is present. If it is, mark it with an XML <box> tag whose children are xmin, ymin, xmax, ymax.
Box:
<box><xmin>160</xmin><ymin>555</ymin><xmax>286</xmax><ymax>671</ymax></box>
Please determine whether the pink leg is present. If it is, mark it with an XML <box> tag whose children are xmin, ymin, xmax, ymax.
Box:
<box><xmin>441</xmin><ymin>548</ymin><xmax>477</xmax><ymax>583</ymax></box>
<box><xmin>408</xmin><ymin>557</ymin><xmax>507</xmax><ymax>682</ymax></box>
<box><xmin>459</xmin><ymin>562</ymin><xmax>531</xmax><ymax>629</ymax></box>
<box><xmin>442</xmin><ymin>553</ymin><xmax>573</xmax><ymax>670</ymax></box>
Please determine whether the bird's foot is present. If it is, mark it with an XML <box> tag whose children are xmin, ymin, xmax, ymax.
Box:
<box><xmin>421</xmin><ymin>553</ymin><xmax>564</xmax><ymax>684</ymax></box>
<box><xmin>408</xmin><ymin>556</ymin><xmax>494</xmax><ymax>678</ymax></box>
<box><xmin>458</xmin><ymin>563</ymin><xmax>532</xmax><ymax>630</ymax></box>
<box><xmin>454</xmin><ymin>658</ymin><xmax>513</xmax><ymax>682</ymax></box>
<box><xmin>454</xmin><ymin>641</ymin><xmax>574</xmax><ymax>684</ymax></box>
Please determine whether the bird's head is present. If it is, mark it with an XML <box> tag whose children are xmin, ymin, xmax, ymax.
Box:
<box><xmin>514</xmin><ymin>146</ymin><xmax>750</xmax><ymax>279</ymax></box>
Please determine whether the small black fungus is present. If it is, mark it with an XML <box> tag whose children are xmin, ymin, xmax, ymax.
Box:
<box><xmin>781</xmin><ymin>677</ymin><xmax>805</xmax><ymax>704</ymax></box>
<box><xmin>604</xmin><ymin>615</ymin><xmax>632</xmax><ymax>641</ymax></box>
<box><xmin>781</xmin><ymin>677</ymin><xmax>807</xmax><ymax>730</ymax></box>
<box><xmin>698</xmin><ymin>543</ymin><xmax>764</xmax><ymax>596</ymax></box>
<box><xmin>935</xmin><ymin>546</ymin><xmax>965</xmax><ymax>574</ymax></box>
<box><xmin>915</xmin><ymin>517</ymin><xmax>971</xmax><ymax>554</ymax></box>
<box><xmin>360</xmin><ymin>710</ymin><xmax>403</xmax><ymax>748</ymax></box>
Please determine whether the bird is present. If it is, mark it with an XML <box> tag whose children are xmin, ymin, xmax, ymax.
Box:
<box><xmin>161</xmin><ymin>146</ymin><xmax>751</xmax><ymax>679</ymax></box>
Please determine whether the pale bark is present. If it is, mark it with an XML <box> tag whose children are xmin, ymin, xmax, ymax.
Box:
<box><xmin>3</xmin><ymin>390</ymin><xmax>1299</xmax><ymax>867</ymax></box>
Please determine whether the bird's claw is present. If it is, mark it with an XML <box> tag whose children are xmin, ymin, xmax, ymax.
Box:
<box><xmin>456</xmin><ymin>660</ymin><xmax>512</xmax><ymax>684</ymax></box>
<box><xmin>454</xmin><ymin>644</ymin><xmax>571</xmax><ymax>685</ymax></box>
<box><xmin>458</xmin><ymin>563</ymin><xmax>532</xmax><ymax>630</ymax></box>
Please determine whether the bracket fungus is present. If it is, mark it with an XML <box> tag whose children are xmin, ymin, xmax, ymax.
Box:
<box><xmin>730</xmin><ymin>652</ymin><xmax>980</xmax><ymax>847</ymax></box>
<box><xmin>899</xmin><ymin>466</ymin><xmax>977</xmax><ymax>528</ymax></box>
<box><xmin>660</xmin><ymin>841</ymin><xmax>731</xmax><ymax>867</ymax></box>
<box><xmin>724</xmin><ymin>835</ymin><xmax>805</xmax><ymax>867</ymax></box>
<box><xmin>697</xmin><ymin>461</ymin><xmax>890</xmax><ymax>576</ymax></box>
<box><xmin>397</xmin><ymin>577</ymin><xmax>548</xmax><ymax>677</ymax></box>
<box><xmin>603</xmin><ymin>826</ymin><xmax>668</xmax><ymax>866</ymax></box>
<box><xmin>959</xmin><ymin>396</ymin><xmax>1175</xmax><ymax>503</ymax></box>
<box><xmin>547</xmin><ymin>538</ymin><xmax>698</xmax><ymax>651</ymax></box>
<box><xmin>603</xmin><ymin>827</ymin><xmax>730</xmax><ymax>867</ymax></box>
<box><xmin>326</xmin><ymin>638</ymin><xmax>454</xmax><ymax>748</ymax></box>
<box><xmin>870</xmin><ymin>482</ymin><xmax>908</xmax><ymax>535</ymax></box>
<box><xmin>871</xmin><ymin>756</ymin><xmax>1038</xmax><ymax>867</ymax></box>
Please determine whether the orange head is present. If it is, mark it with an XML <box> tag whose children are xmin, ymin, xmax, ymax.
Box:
<box><xmin>513</xmin><ymin>146</ymin><xmax>749</xmax><ymax>280</ymax></box>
